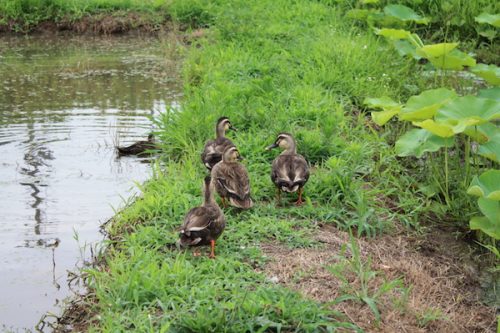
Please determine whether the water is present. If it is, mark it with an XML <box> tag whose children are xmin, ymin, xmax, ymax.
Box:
<box><xmin>0</xmin><ymin>34</ymin><xmax>181</xmax><ymax>331</ymax></box>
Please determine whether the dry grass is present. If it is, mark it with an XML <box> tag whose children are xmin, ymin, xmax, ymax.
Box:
<box><xmin>260</xmin><ymin>224</ymin><xmax>496</xmax><ymax>333</ymax></box>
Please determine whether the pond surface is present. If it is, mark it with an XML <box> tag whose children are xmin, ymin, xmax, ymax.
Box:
<box><xmin>0</xmin><ymin>34</ymin><xmax>181</xmax><ymax>331</ymax></box>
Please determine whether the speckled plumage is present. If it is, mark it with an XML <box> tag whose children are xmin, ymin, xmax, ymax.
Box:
<box><xmin>211</xmin><ymin>146</ymin><xmax>253</xmax><ymax>209</ymax></box>
<box><xmin>178</xmin><ymin>177</ymin><xmax>226</xmax><ymax>257</ymax></box>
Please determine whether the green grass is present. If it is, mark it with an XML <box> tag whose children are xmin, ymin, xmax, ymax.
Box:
<box><xmin>0</xmin><ymin>0</ymin><xmax>213</xmax><ymax>31</ymax></box>
<box><xmin>55</xmin><ymin>0</ymin><xmax>496</xmax><ymax>331</ymax></box>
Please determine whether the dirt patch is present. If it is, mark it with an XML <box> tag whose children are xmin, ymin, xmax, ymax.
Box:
<box><xmin>260</xmin><ymin>224</ymin><xmax>496</xmax><ymax>332</ymax></box>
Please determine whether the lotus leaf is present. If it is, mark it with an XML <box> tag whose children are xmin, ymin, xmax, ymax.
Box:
<box><xmin>399</xmin><ymin>88</ymin><xmax>456</xmax><ymax>121</ymax></box>
<box><xmin>371</xmin><ymin>109</ymin><xmax>400</xmax><ymax>126</ymax></box>
<box><xmin>375</xmin><ymin>28</ymin><xmax>411</xmax><ymax>40</ymax></box>
<box><xmin>363</xmin><ymin>96</ymin><xmax>400</xmax><ymax>109</ymax></box>
<box><xmin>470</xmin><ymin>198</ymin><xmax>500</xmax><ymax>239</ymax></box>
<box><xmin>478</xmin><ymin>87</ymin><xmax>500</xmax><ymax>101</ymax></box>
<box><xmin>464</xmin><ymin>122</ymin><xmax>498</xmax><ymax>144</ymax></box>
<box><xmin>393</xmin><ymin>40</ymin><xmax>420</xmax><ymax>59</ymax></box>
<box><xmin>412</xmin><ymin>119</ymin><xmax>467</xmax><ymax>137</ymax></box>
<box><xmin>475</xmin><ymin>12</ymin><xmax>500</xmax><ymax>28</ymax></box>
<box><xmin>416</xmin><ymin>43</ymin><xmax>458</xmax><ymax>58</ymax></box>
<box><xmin>478</xmin><ymin>29</ymin><xmax>497</xmax><ymax>41</ymax></box>
<box><xmin>427</xmin><ymin>49</ymin><xmax>476</xmax><ymax>70</ymax></box>
<box><xmin>471</xmin><ymin>64</ymin><xmax>500</xmax><ymax>86</ymax></box>
<box><xmin>436</xmin><ymin>96</ymin><xmax>500</xmax><ymax>127</ymax></box>
<box><xmin>383</xmin><ymin>4</ymin><xmax>429</xmax><ymax>24</ymax></box>
<box><xmin>478</xmin><ymin>138</ymin><xmax>500</xmax><ymax>163</ymax></box>
<box><xmin>467</xmin><ymin>169</ymin><xmax>500</xmax><ymax>200</ymax></box>
<box><xmin>395</xmin><ymin>128</ymin><xmax>454</xmax><ymax>157</ymax></box>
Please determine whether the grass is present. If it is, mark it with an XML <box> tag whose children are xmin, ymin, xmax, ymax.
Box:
<box><xmin>0</xmin><ymin>0</ymin><xmax>212</xmax><ymax>32</ymax></box>
<box><xmin>30</xmin><ymin>0</ymin><xmax>495</xmax><ymax>331</ymax></box>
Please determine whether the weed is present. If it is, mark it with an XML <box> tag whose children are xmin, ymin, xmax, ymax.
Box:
<box><xmin>327</xmin><ymin>234</ymin><xmax>407</xmax><ymax>324</ymax></box>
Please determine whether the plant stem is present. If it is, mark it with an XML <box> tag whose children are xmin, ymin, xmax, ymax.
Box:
<box><xmin>464</xmin><ymin>135</ymin><xmax>470</xmax><ymax>187</ymax></box>
<box><xmin>444</xmin><ymin>142</ymin><xmax>450</xmax><ymax>206</ymax></box>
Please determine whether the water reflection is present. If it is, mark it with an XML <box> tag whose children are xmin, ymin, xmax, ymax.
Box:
<box><xmin>0</xmin><ymin>34</ymin><xmax>181</xmax><ymax>331</ymax></box>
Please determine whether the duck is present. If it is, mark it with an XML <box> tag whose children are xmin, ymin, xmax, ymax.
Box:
<box><xmin>211</xmin><ymin>146</ymin><xmax>253</xmax><ymax>209</ymax></box>
<box><xmin>117</xmin><ymin>133</ymin><xmax>156</xmax><ymax>156</ymax></box>
<box><xmin>266</xmin><ymin>133</ymin><xmax>309</xmax><ymax>205</ymax></box>
<box><xmin>201</xmin><ymin>117</ymin><xmax>237</xmax><ymax>170</ymax></box>
<box><xmin>178</xmin><ymin>176</ymin><xmax>226</xmax><ymax>258</ymax></box>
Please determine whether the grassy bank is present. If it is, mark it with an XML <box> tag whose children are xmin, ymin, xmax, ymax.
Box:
<box><xmin>0</xmin><ymin>0</ymin><xmax>210</xmax><ymax>32</ymax></box>
<box><xmin>52</xmin><ymin>0</ymin><xmax>499</xmax><ymax>331</ymax></box>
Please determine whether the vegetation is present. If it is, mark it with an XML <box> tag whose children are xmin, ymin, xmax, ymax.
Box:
<box><xmin>0</xmin><ymin>0</ymin><xmax>210</xmax><ymax>32</ymax></box>
<box><xmin>4</xmin><ymin>0</ymin><xmax>497</xmax><ymax>331</ymax></box>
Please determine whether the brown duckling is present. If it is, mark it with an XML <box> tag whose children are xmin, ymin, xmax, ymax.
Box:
<box><xmin>117</xmin><ymin>133</ymin><xmax>156</xmax><ymax>156</ymax></box>
<box><xmin>201</xmin><ymin>117</ymin><xmax>237</xmax><ymax>170</ymax></box>
<box><xmin>211</xmin><ymin>146</ymin><xmax>253</xmax><ymax>209</ymax></box>
<box><xmin>178</xmin><ymin>176</ymin><xmax>226</xmax><ymax>258</ymax></box>
<box><xmin>266</xmin><ymin>133</ymin><xmax>309</xmax><ymax>205</ymax></box>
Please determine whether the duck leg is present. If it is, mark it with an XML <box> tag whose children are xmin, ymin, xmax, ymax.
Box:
<box><xmin>209</xmin><ymin>240</ymin><xmax>216</xmax><ymax>259</ymax></box>
<box><xmin>221</xmin><ymin>197</ymin><xmax>228</xmax><ymax>208</ymax></box>
<box><xmin>295</xmin><ymin>188</ymin><xmax>304</xmax><ymax>206</ymax></box>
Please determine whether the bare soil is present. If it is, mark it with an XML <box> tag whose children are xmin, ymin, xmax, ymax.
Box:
<box><xmin>260</xmin><ymin>224</ymin><xmax>497</xmax><ymax>333</ymax></box>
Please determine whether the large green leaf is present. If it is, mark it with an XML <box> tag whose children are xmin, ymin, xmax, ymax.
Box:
<box><xmin>436</xmin><ymin>96</ymin><xmax>500</xmax><ymax>127</ymax></box>
<box><xmin>475</xmin><ymin>12</ymin><xmax>500</xmax><ymax>28</ymax></box>
<box><xmin>393</xmin><ymin>39</ymin><xmax>420</xmax><ymax>59</ymax></box>
<box><xmin>478</xmin><ymin>87</ymin><xmax>500</xmax><ymax>101</ymax></box>
<box><xmin>471</xmin><ymin>64</ymin><xmax>500</xmax><ymax>86</ymax></box>
<box><xmin>363</xmin><ymin>96</ymin><xmax>401</xmax><ymax>125</ymax></box>
<box><xmin>464</xmin><ymin>122</ymin><xmax>498</xmax><ymax>144</ymax></box>
<box><xmin>395</xmin><ymin>128</ymin><xmax>454</xmax><ymax>157</ymax></box>
<box><xmin>375</xmin><ymin>28</ymin><xmax>411</xmax><ymax>40</ymax></box>
<box><xmin>470</xmin><ymin>198</ymin><xmax>500</xmax><ymax>239</ymax></box>
<box><xmin>399</xmin><ymin>88</ymin><xmax>457</xmax><ymax>121</ymax></box>
<box><xmin>479</xmin><ymin>138</ymin><xmax>500</xmax><ymax>163</ymax></box>
<box><xmin>371</xmin><ymin>109</ymin><xmax>400</xmax><ymax>125</ymax></box>
<box><xmin>427</xmin><ymin>49</ymin><xmax>476</xmax><ymax>70</ymax></box>
<box><xmin>470</xmin><ymin>216</ymin><xmax>500</xmax><ymax>239</ymax></box>
<box><xmin>363</xmin><ymin>96</ymin><xmax>400</xmax><ymax>109</ymax></box>
<box><xmin>412</xmin><ymin>119</ymin><xmax>468</xmax><ymax>137</ymax></box>
<box><xmin>416</xmin><ymin>43</ymin><xmax>458</xmax><ymax>58</ymax></box>
<box><xmin>383</xmin><ymin>4</ymin><xmax>429</xmax><ymax>24</ymax></box>
<box><xmin>467</xmin><ymin>169</ymin><xmax>500</xmax><ymax>200</ymax></box>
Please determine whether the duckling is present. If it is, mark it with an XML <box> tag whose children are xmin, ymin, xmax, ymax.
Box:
<box><xmin>117</xmin><ymin>134</ymin><xmax>156</xmax><ymax>156</ymax></box>
<box><xmin>201</xmin><ymin>117</ymin><xmax>237</xmax><ymax>170</ymax></box>
<box><xmin>266</xmin><ymin>133</ymin><xmax>309</xmax><ymax>205</ymax></box>
<box><xmin>178</xmin><ymin>176</ymin><xmax>226</xmax><ymax>258</ymax></box>
<box><xmin>211</xmin><ymin>146</ymin><xmax>253</xmax><ymax>209</ymax></box>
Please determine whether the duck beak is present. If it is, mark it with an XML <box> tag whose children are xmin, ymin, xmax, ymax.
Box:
<box><xmin>237</xmin><ymin>155</ymin><xmax>244</xmax><ymax>161</ymax></box>
<box><xmin>265</xmin><ymin>143</ymin><xmax>278</xmax><ymax>151</ymax></box>
<box><xmin>229</xmin><ymin>125</ymin><xmax>237</xmax><ymax>132</ymax></box>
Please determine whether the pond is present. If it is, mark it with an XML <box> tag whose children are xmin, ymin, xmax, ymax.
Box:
<box><xmin>0</xmin><ymin>34</ymin><xmax>181</xmax><ymax>331</ymax></box>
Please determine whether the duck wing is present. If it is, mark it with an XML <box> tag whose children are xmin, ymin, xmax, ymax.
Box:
<box><xmin>271</xmin><ymin>154</ymin><xmax>309</xmax><ymax>192</ymax></box>
<box><xmin>201</xmin><ymin>137</ymin><xmax>234</xmax><ymax>170</ymax></box>
<box><xmin>213</xmin><ymin>162</ymin><xmax>253</xmax><ymax>208</ymax></box>
<box><xmin>179</xmin><ymin>206</ymin><xmax>223</xmax><ymax>246</ymax></box>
